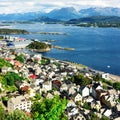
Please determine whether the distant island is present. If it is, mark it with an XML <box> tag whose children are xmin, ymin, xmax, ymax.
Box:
<box><xmin>65</xmin><ymin>16</ymin><xmax>120</xmax><ymax>28</ymax></box>
<box><xmin>26</xmin><ymin>41</ymin><xmax>52</xmax><ymax>52</ymax></box>
<box><xmin>31</xmin><ymin>32</ymin><xmax>68</xmax><ymax>35</ymax></box>
<box><xmin>0</xmin><ymin>28</ymin><xmax>29</xmax><ymax>34</ymax></box>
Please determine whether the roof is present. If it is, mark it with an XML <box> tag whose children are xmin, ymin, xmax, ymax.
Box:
<box><xmin>29</xmin><ymin>74</ymin><xmax>37</xmax><ymax>79</ymax></box>
<box><xmin>8</xmin><ymin>95</ymin><xmax>30</xmax><ymax>105</ymax></box>
<box><xmin>92</xmin><ymin>82</ymin><xmax>101</xmax><ymax>89</ymax></box>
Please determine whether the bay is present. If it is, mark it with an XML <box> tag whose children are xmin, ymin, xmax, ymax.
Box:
<box><xmin>4</xmin><ymin>23</ymin><xmax>120</xmax><ymax>75</ymax></box>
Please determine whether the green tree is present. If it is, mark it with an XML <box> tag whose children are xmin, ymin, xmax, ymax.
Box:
<box><xmin>0</xmin><ymin>104</ymin><xmax>6</xmax><ymax>120</ymax></box>
<box><xmin>4</xmin><ymin>72</ymin><xmax>23</xmax><ymax>86</ymax></box>
<box><xmin>113</xmin><ymin>82</ymin><xmax>120</xmax><ymax>90</ymax></box>
<box><xmin>0</xmin><ymin>58</ymin><xmax>12</xmax><ymax>68</ymax></box>
<box><xmin>71</xmin><ymin>74</ymin><xmax>92</xmax><ymax>86</ymax></box>
<box><xmin>89</xmin><ymin>112</ymin><xmax>99</xmax><ymax>120</ymax></box>
<box><xmin>15</xmin><ymin>54</ymin><xmax>25</xmax><ymax>63</ymax></box>
<box><xmin>100</xmin><ymin>115</ymin><xmax>110</xmax><ymax>120</ymax></box>
<box><xmin>31</xmin><ymin>95</ymin><xmax>67</xmax><ymax>120</ymax></box>
<box><xmin>83</xmin><ymin>102</ymin><xmax>91</xmax><ymax>110</ymax></box>
<box><xmin>6</xmin><ymin>109</ymin><xmax>32</xmax><ymax>120</ymax></box>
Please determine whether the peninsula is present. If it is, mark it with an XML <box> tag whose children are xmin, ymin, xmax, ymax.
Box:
<box><xmin>26</xmin><ymin>41</ymin><xmax>51</xmax><ymax>52</ymax></box>
<box><xmin>0</xmin><ymin>28</ymin><xmax>29</xmax><ymax>34</ymax></box>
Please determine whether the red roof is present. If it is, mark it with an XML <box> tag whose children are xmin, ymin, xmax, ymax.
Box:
<box><xmin>29</xmin><ymin>74</ymin><xmax>37</xmax><ymax>79</ymax></box>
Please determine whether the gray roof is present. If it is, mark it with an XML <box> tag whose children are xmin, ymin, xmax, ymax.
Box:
<box><xmin>9</xmin><ymin>95</ymin><xmax>30</xmax><ymax>105</ymax></box>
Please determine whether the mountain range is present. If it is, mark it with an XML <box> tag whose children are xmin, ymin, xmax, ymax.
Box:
<box><xmin>0</xmin><ymin>7</ymin><xmax>120</xmax><ymax>21</ymax></box>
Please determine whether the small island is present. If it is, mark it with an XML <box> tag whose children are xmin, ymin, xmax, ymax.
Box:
<box><xmin>0</xmin><ymin>28</ymin><xmax>29</xmax><ymax>34</ymax></box>
<box><xmin>26</xmin><ymin>41</ymin><xmax>52</xmax><ymax>52</ymax></box>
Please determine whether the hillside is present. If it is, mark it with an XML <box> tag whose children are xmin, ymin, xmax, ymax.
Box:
<box><xmin>66</xmin><ymin>16</ymin><xmax>120</xmax><ymax>27</ymax></box>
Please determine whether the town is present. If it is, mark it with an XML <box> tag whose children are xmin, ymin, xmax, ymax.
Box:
<box><xmin>0</xmin><ymin>36</ymin><xmax>120</xmax><ymax>120</ymax></box>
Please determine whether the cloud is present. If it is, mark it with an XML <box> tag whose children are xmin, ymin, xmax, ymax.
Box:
<box><xmin>0</xmin><ymin>0</ymin><xmax>120</xmax><ymax>13</ymax></box>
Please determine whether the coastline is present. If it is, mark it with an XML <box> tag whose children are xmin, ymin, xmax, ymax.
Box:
<box><xmin>43</xmin><ymin>56</ymin><xmax>120</xmax><ymax>82</ymax></box>
<box><xmin>1</xmin><ymin>35</ymin><xmax>120</xmax><ymax>83</ymax></box>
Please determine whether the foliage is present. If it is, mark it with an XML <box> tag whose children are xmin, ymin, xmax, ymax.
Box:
<box><xmin>0</xmin><ymin>88</ymin><xmax>2</xmax><ymax>93</ymax></box>
<box><xmin>31</xmin><ymin>95</ymin><xmax>67</xmax><ymax>120</ymax></box>
<box><xmin>34</xmin><ymin>93</ymin><xmax>42</xmax><ymax>101</ymax></box>
<box><xmin>93</xmin><ymin>74</ymin><xmax>101</xmax><ymax>81</ymax></box>
<box><xmin>15</xmin><ymin>54</ymin><xmax>25</xmax><ymax>63</ymax></box>
<box><xmin>0</xmin><ymin>58</ymin><xmax>12</xmax><ymax>68</ymax></box>
<box><xmin>0</xmin><ymin>36</ymin><xmax>4</xmax><ymax>39</ymax></box>
<box><xmin>71</xmin><ymin>74</ymin><xmax>92</xmax><ymax>86</ymax></box>
<box><xmin>83</xmin><ymin>102</ymin><xmax>91</xmax><ymax>110</ymax></box>
<box><xmin>100</xmin><ymin>115</ymin><xmax>110</xmax><ymax>120</ymax></box>
<box><xmin>0</xmin><ymin>104</ymin><xmax>6</xmax><ymax>120</ymax></box>
<box><xmin>4</xmin><ymin>72</ymin><xmax>23</xmax><ymax>86</ymax></box>
<box><xmin>6</xmin><ymin>109</ymin><xmax>32</xmax><ymax>120</ymax></box>
<box><xmin>101</xmin><ymin>79</ymin><xmax>113</xmax><ymax>86</ymax></box>
<box><xmin>113</xmin><ymin>82</ymin><xmax>120</xmax><ymax>90</ymax></box>
<box><xmin>6</xmin><ymin>85</ymin><xmax>18</xmax><ymax>93</ymax></box>
<box><xmin>0</xmin><ymin>105</ymin><xmax>32</xmax><ymax>120</ymax></box>
<box><xmin>116</xmin><ymin>98</ymin><xmax>120</xmax><ymax>103</ymax></box>
<box><xmin>89</xmin><ymin>112</ymin><xmax>99</xmax><ymax>120</ymax></box>
<box><xmin>27</xmin><ymin>41</ymin><xmax>51</xmax><ymax>50</ymax></box>
<box><xmin>40</xmin><ymin>59</ymin><xmax>50</xmax><ymax>65</ymax></box>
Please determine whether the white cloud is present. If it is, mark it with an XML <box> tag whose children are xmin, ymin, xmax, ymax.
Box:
<box><xmin>0</xmin><ymin>0</ymin><xmax>120</xmax><ymax>13</ymax></box>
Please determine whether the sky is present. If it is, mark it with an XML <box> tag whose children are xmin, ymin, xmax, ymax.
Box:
<box><xmin>0</xmin><ymin>0</ymin><xmax>120</xmax><ymax>14</ymax></box>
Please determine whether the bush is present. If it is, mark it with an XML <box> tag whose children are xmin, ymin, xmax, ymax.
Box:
<box><xmin>113</xmin><ymin>82</ymin><xmax>120</xmax><ymax>90</ymax></box>
<box><xmin>15</xmin><ymin>54</ymin><xmax>25</xmax><ymax>63</ymax></box>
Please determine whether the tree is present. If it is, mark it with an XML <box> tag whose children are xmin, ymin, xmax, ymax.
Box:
<box><xmin>6</xmin><ymin>109</ymin><xmax>32</xmax><ymax>120</ymax></box>
<box><xmin>113</xmin><ymin>82</ymin><xmax>120</xmax><ymax>90</ymax></box>
<box><xmin>0</xmin><ymin>104</ymin><xmax>6</xmax><ymax>120</ymax></box>
<box><xmin>4</xmin><ymin>72</ymin><xmax>23</xmax><ymax>86</ymax></box>
<box><xmin>71</xmin><ymin>74</ymin><xmax>92</xmax><ymax>86</ymax></box>
<box><xmin>0</xmin><ymin>58</ymin><xmax>12</xmax><ymax>68</ymax></box>
<box><xmin>31</xmin><ymin>95</ymin><xmax>67</xmax><ymax>120</ymax></box>
<box><xmin>100</xmin><ymin>115</ymin><xmax>110</xmax><ymax>120</ymax></box>
<box><xmin>83</xmin><ymin>102</ymin><xmax>91</xmax><ymax>110</ymax></box>
<box><xmin>15</xmin><ymin>54</ymin><xmax>25</xmax><ymax>63</ymax></box>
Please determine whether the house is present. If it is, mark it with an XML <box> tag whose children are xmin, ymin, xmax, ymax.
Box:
<box><xmin>67</xmin><ymin>107</ymin><xmax>79</xmax><ymax>117</ymax></box>
<box><xmin>72</xmin><ymin>113</ymin><xmax>86</xmax><ymax>120</ymax></box>
<box><xmin>101</xmin><ymin>95</ymin><xmax>116</xmax><ymax>108</ymax></box>
<box><xmin>73</xmin><ymin>93</ymin><xmax>82</xmax><ymax>103</ymax></box>
<box><xmin>85</xmin><ymin>96</ymin><xmax>94</xmax><ymax>103</ymax></box>
<box><xmin>29</xmin><ymin>74</ymin><xmax>37</xmax><ymax>79</ymax></box>
<box><xmin>102</xmin><ymin>73</ymin><xmax>110</xmax><ymax>80</ymax></box>
<box><xmin>103</xmin><ymin>109</ymin><xmax>112</xmax><ymax>117</ymax></box>
<box><xmin>68</xmin><ymin>86</ymin><xmax>77</xmax><ymax>95</ymax></box>
<box><xmin>53</xmin><ymin>91</ymin><xmax>60</xmax><ymax>96</ymax></box>
<box><xmin>33</xmin><ymin>54</ymin><xmax>42</xmax><ymax>62</ymax></box>
<box><xmin>116</xmin><ymin>104</ymin><xmax>120</xmax><ymax>112</ymax></box>
<box><xmin>91</xmin><ymin>82</ymin><xmax>103</xmax><ymax>99</ymax></box>
<box><xmin>80</xmin><ymin>86</ymin><xmax>90</xmax><ymax>97</ymax></box>
<box><xmin>29</xmin><ymin>87</ymin><xmax>36</xmax><ymax>97</ymax></box>
<box><xmin>15</xmin><ymin>81</ymin><xmax>29</xmax><ymax>89</ymax></box>
<box><xmin>96</xmin><ymin>89</ymin><xmax>109</xmax><ymax>100</ymax></box>
<box><xmin>35</xmin><ymin>67</ymin><xmax>41</xmax><ymax>75</ymax></box>
<box><xmin>8</xmin><ymin>95</ymin><xmax>31</xmax><ymax>112</ymax></box>
<box><xmin>1</xmin><ymin>66</ymin><xmax>12</xmax><ymax>74</ymax></box>
<box><xmin>42</xmin><ymin>81</ymin><xmax>52</xmax><ymax>91</ymax></box>
<box><xmin>46</xmin><ymin>93</ymin><xmax>54</xmax><ymax>99</ymax></box>
<box><xmin>90</xmin><ymin>100</ymin><xmax>101</xmax><ymax>112</ymax></box>
<box><xmin>60</xmin><ymin>83</ymin><xmax>68</xmax><ymax>92</ymax></box>
<box><xmin>67</xmin><ymin>100</ymin><xmax>76</xmax><ymax>107</ymax></box>
<box><xmin>52</xmin><ymin>80</ymin><xmax>61</xmax><ymax>90</ymax></box>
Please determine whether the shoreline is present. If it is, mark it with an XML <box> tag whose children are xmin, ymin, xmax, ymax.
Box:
<box><xmin>42</xmin><ymin>56</ymin><xmax>120</xmax><ymax>82</ymax></box>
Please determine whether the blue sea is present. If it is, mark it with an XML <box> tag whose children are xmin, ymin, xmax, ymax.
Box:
<box><xmin>3</xmin><ymin>23</ymin><xmax>120</xmax><ymax>75</ymax></box>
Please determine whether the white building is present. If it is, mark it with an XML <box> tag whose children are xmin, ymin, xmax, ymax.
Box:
<box><xmin>102</xmin><ymin>73</ymin><xmax>110</xmax><ymax>80</ymax></box>
<box><xmin>8</xmin><ymin>95</ymin><xmax>31</xmax><ymax>112</ymax></box>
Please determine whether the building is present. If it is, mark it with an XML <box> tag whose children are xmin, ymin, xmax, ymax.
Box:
<box><xmin>8</xmin><ymin>95</ymin><xmax>31</xmax><ymax>112</ymax></box>
<box><xmin>102</xmin><ymin>73</ymin><xmax>110</xmax><ymax>80</ymax></box>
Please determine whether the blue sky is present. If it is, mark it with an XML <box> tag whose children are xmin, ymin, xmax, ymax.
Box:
<box><xmin>0</xmin><ymin>0</ymin><xmax>120</xmax><ymax>13</ymax></box>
